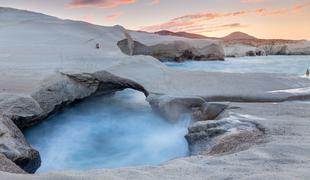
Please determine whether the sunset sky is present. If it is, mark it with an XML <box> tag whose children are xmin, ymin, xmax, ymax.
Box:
<box><xmin>1</xmin><ymin>0</ymin><xmax>310</xmax><ymax>39</ymax></box>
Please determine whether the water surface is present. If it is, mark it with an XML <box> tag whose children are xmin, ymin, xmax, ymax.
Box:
<box><xmin>24</xmin><ymin>89</ymin><xmax>190</xmax><ymax>173</ymax></box>
<box><xmin>165</xmin><ymin>55</ymin><xmax>310</xmax><ymax>75</ymax></box>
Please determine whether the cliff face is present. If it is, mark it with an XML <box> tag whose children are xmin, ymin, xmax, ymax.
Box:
<box><xmin>154</xmin><ymin>30</ymin><xmax>310</xmax><ymax>56</ymax></box>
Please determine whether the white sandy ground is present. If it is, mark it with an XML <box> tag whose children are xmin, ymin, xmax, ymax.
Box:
<box><xmin>1</xmin><ymin>7</ymin><xmax>310</xmax><ymax>179</ymax></box>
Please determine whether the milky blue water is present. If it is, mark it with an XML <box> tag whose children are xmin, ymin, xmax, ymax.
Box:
<box><xmin>24</xmin><ymin>89</ymin><xmax>190</xmax><ymax>173</ymax></box>
<box><xmin>24</xmin><ymin>55</ymin><xmax>310</xmax><ymax>173</ymax></box>
<box><xmin>165</xmin><ymin>56</ymin><xmax>310</xmax><ymax>75</ymax></box>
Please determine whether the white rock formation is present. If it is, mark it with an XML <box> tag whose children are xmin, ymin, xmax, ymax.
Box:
<box><xmin>0</xmin><ymin>7</ymin><xmax>310</xmax><ymax>179</ymax></box>
<box><xmin>225</xmin><ymin>44</ymin><xmax>266</xmax><ymax>57</ymax></box>
<box><xmin>260</xmin><ymin>41</ymin><xmax>310</xmax><ymax>55</ymax></box>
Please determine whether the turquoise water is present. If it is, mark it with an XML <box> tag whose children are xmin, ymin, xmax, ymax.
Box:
<box><xmin>165</xmin><ymin>56</ymin><xmax>310</xmax><ymax>75</ymax></box>
<box><xmin>24</xmin><ymin>89</ymin><xmax>190</xmax><ymax>173</ymax></box>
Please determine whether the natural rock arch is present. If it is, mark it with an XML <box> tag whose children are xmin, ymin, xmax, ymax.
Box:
<box><xmin>0</xmin><ymin>71</ymin><xmax>149</xmax><ymax>173</ymax></box>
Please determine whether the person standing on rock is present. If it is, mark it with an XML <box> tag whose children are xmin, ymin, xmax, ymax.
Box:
<box><xmin>306</xmin><ymin>69</ymin><xmax>310</xmax><ymax>77</ymax></box>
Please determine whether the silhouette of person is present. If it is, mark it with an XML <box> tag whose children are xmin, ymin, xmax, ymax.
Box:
<box><xmin>307</xmin><ymin>69</ymin><xmax>310</xmax><ymax>77</ymax></box>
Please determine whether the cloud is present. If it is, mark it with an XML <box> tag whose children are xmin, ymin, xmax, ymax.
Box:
<box><xmin>150</xmin><ymin>0</ymin><xmax>160</xmax><ymax>5</ymax></box>
<box><xmin>140</xmin><ymin>10</ymin><xmax>251</xmax><ymax>32</ymax></box>
<box><xmin>67</xmin><ymin>0</ymin><xmax>137</xmax><ymax>9</ymax></box>
<box><xmin>241</xmin><ymin>0</ymin><xmax>268</xmax><ymax>3</ymax></box>
<box><xmin>254</xmin><ymin>2</ymin><xmax>310</xmax><ymax>15</ymax></box>
<box><xmin>140</xmin><ymin>2</ymin><xmax>310</xmax><ymax>33</ymax></box>
<box><xmin>105</xmin><ymin>12</ymin><xmax>124</xmax><ymax>21</ymax></box>
<box><xmin>181</xmin><ymin>23</ymin><xmax>249</xmax><ymax>34</ymax></box>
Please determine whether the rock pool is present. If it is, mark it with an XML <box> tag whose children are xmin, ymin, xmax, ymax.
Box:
<box><xmin>24</xmin><ymin>89</ymin><xmax>190</xmax><ymax>173</ymax></box>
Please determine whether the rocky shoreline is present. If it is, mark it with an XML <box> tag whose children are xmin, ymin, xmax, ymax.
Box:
<box><xmin>1</xmin><ymin>7</ymin><xmax>310</xmax><ymax>179</ymax></box>
<box><xmin>1</xmin><ymin>68</ymin><xmax>310</xmax><ymax>174</ymax></box>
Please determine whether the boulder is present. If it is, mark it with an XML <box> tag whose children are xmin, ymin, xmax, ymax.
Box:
<box><xmin>147</xmin><ymin>94</ymin><xmax>206</xmax><ymax>122</ymax></box>
<box><xmin>0</xmin><ymin>115</ymin><xmax>40</xmax><ymax>173</ymax></box>
<box><xmin>186</xmin><ymin>113</ymin><xmax>265</xmax><ymax>155</ymax></box>
<box><xmin>192</xmin><ymin>102</ymin><xmax>229</xmax><ymax>121</ymax></box>
<box><xmin>197</xmin><ymin>43</ymin><xmax>225</xmax><ymax>60</ymax></box>
<box><xmin>114</xmin><ymin>25</ymin><xmax>135</xmax><ymax>55</ymax></box>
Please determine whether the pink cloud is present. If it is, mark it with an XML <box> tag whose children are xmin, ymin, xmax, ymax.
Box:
<box><xmin>150</xmin><ymin>0</ymin><xmax>160</xmax><ymax>5</ymax></box>
<box><xmin>67</xmin><ymin>0</ymin><xmax>137</xmax><ymax>9</ymax></box>
<box><xmin>105</xmin><ymin>12</ymin><xmax>124</xmax><ymax>21</ymax></box>
<box><xmin>241</xmin><ymin>0</ymin><xmax>268</xmax><ymax>3</ymax></box>
<box><xmin>141</xmin><ymin>3</ymin><xmax>310</xmax><ymax>33</ymax></box>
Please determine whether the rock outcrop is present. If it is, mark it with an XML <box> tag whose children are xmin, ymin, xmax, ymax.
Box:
<box><xmin>186</xmin><ymin>111</ymin><xmax>265</xmax><ymax>155</ymax></box>
<box><xmin>118</xmin><ymin>39</ymin><xmax>225</xmax><ymax>61</ymax></box>
<box><xmin>260</xmin><ymin>41</ymin><xmax>310</xmax><ymax>55</ymax></box>
<box><xmin>0</xmin><ymin>94</ymin><xmax>42</xmax><ymax>173</ymax></box>
<box><xmin>1</xmin><ymin>7</ymin><xmax>310</xmax><ymax>179</ymax></box>
<box><xmin>225</xmin><ymin>44</ymin><xmax>266</xmax><ymax>57</ymax></box>
<box><xmin>0</xmin><ymin>115</ymin><xmax>40</xmax><ymax>173</ymax></box>
<box><xmin>0</xmin><ymin>71</ymin><xmax>148</xmax><ymax>173</ymax></box>
<box><xmin>0</xmin><ymin>153</ymin><xmax>26</xmax><ymax>174</ymax></box>
<box><xmin>192</xmin><ymin>102</ymin><xmax>229</xmax><ymax>121</ymax></box>
<box><xmin>147</xmin><ymin>95</ymin><xmax>206</xmax><ymax>122</ymax></box>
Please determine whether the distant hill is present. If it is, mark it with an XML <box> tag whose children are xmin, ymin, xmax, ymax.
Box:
<box><xmin>155</xmin><ymin>30</ymin><xmax>209</xmax><ymax>39</ymax></box>
<box><xmin>222</xmin><ymin>31</ymin><xmax>257</xmax><ymax>41</ymax></box>
<box><xmin>154</xmin><ymin>30</ymin><xmax>258</xmax><ymax>41</ymax></box>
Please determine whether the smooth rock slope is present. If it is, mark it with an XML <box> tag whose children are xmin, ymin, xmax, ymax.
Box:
<box><xmin>0</xmin><ymin>7</ymin><xmax>310</xmax><ymax>179</ymax></box>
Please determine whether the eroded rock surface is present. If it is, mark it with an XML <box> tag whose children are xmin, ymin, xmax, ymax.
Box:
<box><xmin>118</xmin><ymin>39</ymin><xmax>225</xmax><ymax>61</ymax></box>
<box><xmin>0</xmin><ymin>94</ymin><xmax>43</xmax><ymax>129</ymax></box>
<box><xmin>225</xmin><ymin>44</ymin><xmax>266</xmax><ymax>57</ymax></box>
<box><xmin>1</xmin><ymin>7</ymin><xmax>310</xmax><ymax>179</ymax></box>
<box><xmin>0</xmin><ymin>153</ymin><xmax>25</xmax><ymax>174</ymax></box>
<box><xmin>147</xmin><ymin>94</ymin><xmax>206</xmax><ymax>122</ymax></box>
<box><xmin>186</xmin><ymin>112</ymin><xmax>265</xmax><ymax>155</ymax></box>
<box><xmin>0</xmin><ymin>70</ymin><xmax>148</xmax><ymax>173</ymax></box>
<box><xmin>261</xmin><ymin>42</ymin><xmax>310</xmax><ymax>55</ymax></box>
<box><xmin>192</xmin><ymin>102</ymin><xmax>229</xmax><ymax>121</ymax></box>
<box><xmin>0</xmin><ymin>115</ymin><xmax>40</xmax><ymax>173</ymax></box>
<box><xmin>224</xmin><ymin>41</ymin><xmax>310</xmax><ymax>57</ymax></box>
